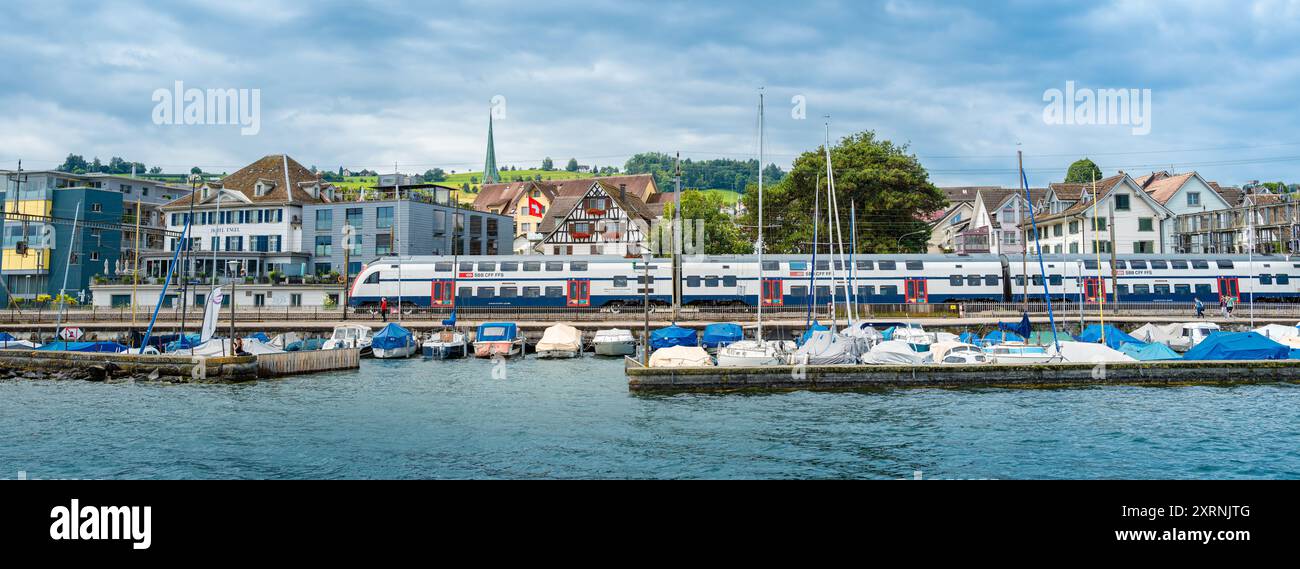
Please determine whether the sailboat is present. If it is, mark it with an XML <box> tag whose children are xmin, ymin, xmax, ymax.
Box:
<box><xmin>718</xmin><ymin>90</ymin><xmax>789</xmax><ymax>367</ymax></box>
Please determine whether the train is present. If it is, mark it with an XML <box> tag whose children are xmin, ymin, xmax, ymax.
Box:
<box><xmin>347</xmin><ymin>254</ymin><xmax>1300</xmax><ymax>308</ymax></box>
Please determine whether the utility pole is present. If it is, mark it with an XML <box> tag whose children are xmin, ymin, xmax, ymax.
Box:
<box><xmin>229</xmin><ymin>263</ymin><xmax>236</xmax><ymax>357</ymax></box>
<box><xmin>1109</xmin><ymin>201</ymin><xmax>1119</xmax><ymax>306</ymax></box>
<box><xmin>642</xmin><ymin>252</ymin><xmax>650</xmax><ymax>366</ymax></box>
<box><xmin>2</xmin><ymin>160</ymin><xmax>29</xmax><ymax>309</ymax></box>
<box><xmin>1248</xmin><ymin>198</ymin><xmax>1255</xmax><ymax>326</ymax></box>
<box><xmin>672</xmin><ymin>152</ymin><xmax>681</xmax><ymax>322</ymax></box>
<box><xmin>181</xmin><ymin>175</ymin><xmax>199</xmax><ymax>353</ymax></box>
<box><xmin>1019</xmin><ymin>150</ymin><xmax>1028</xmax><ymax>311</ymax></box>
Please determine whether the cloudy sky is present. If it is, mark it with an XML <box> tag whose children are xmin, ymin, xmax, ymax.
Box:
<box><xmin>2</xmin><ymin>0</ymin><xmax>1298</xmax><ymax>186</ymax></box>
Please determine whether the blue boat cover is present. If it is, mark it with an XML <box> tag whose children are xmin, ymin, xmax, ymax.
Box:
<box><xmin>247</xmin><ymin>332</ymin><xmax>271</xmax><ymax>343</ymax></box>
<box><xmin>36</xmin><ymin>342</ymin><xmax>128</xmax><ymax>353</ymax></box>
<box><xmin>371</xmin><ymin>323</ymin><xmax>414</xmax><ymax>350</ymax></box>
<box><xmin>701</xmin><ymin>323</ymin><xmax>743</xmax><ymax>348</ymax></box>
<box><xmin>998</xmin><ymin>314</ymin><xmax>1033</xmax><ymax>340</ymax></box>
<box><xmin>476</xmin><ymin>322</ymin><xmax>519</xmax><ymax>343</ymax></box>
<box><xmin>1077</xmin><ymin>324</ymin><xmax>1143</xmax><ymax>350</ymax></box>
<box><xmin>650</xmin><ymin>325</ymin><xmax>697</xmax><ymax>349</ymax></box>
<box><xmin>982</xmin><ymin>330</ymin><xmax>1024</xmax><ymax>345</ymax></box>
<box><xmin>1121</xmin><ymin>342</ymin><xmax>1182</xmax><ymax>361</ymax></box>
<box><xmin>0</xmin><ymin>332</ymin><xmax>15</xmax><ymax>342</ymax></box>
<box><xmin>959</xmin><ymin>331</ymin><xmax>980</xmax><ymax>345</ymax></box>
<box><xmin>801</xmin><ymin>323</ymin><xmax>831</xmax><ymax>345</ymax></box>
<box><xmin>164</xmin><ymin>333</ymin><xmax>203</xmax><ymax>352</ymax></box>
<box><xmin>1183</xmin><ymin>331</ymin><xmax>1289</xmax><ymax>361</ymax></box>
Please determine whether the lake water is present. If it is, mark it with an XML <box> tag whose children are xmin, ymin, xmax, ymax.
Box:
<box><xmin>2</xmin><ymin>356</ymin><xmax>1298</xmax><ymax>479</ymax></box>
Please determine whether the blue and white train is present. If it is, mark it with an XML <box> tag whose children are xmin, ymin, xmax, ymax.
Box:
<box><xmin>348</xmin><ymin>254</ymin><xmax>1300</xmax><ymax>308</ymax></box>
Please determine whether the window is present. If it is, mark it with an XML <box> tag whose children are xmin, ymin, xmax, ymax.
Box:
<box><xmin>1216</xmin><ymin>260</ymin><xmax>1234</xmax><ymax>269</ymax></box>
<box><xmin>546</xmin><ymin>262</ymin><xmax>564</xmax><ymax>271</ymax></box>
<box><xmin>314</xmin><ymin>262</ymin><xmax>332</xmax><ymax>275</ymax></box>
<box><xmin>1091</xmin><ymin>217</ymin><xmax>1107</xmax><ymax>231</ymax></box>
<box><xmin>90</xmin><ymin>251</ymin><xmax>100</xmax><ymax>262</ymax></box>
<box><xmin>880</xmin><ymin>285</ymin><xmax>898</xmax><ymax>296</ymax></box>
<box><xmin>291</xmin><ymin>294</ymin><xmax>302</xmax><ymax>307</ymax></box>
<box><xmin>1138</xmin><ymin>218</ymin><xmax>1154</xmax><ymax>232</ymax></box>
<box><xmin>571</xmin><ymin>261</ymin><xmax>588</xmax><ymax>271</ymax></box>
<box><xmin>815</xmin><ymin>286</ymin><xmax>831</xmax><ymax>298</ymax></box>
<box><xmin>1129</xmin><ymin>260</ymin><xmax>1148</xmax><ymax>270</ymax></box>
<box><xmin>815</xmin><ymin>261</ymin><xmax>830</xmax><ymax>271</ymax></box>
<box><xmin>365</xmin><ymin>272</ymin><xmax>380</xmax><ymax>284</ymax></box>
<box><xmin>1114</xmin><ymin>260</ymin><xmax>1127</xmax><ymax>269</ymax></box>
<box><xmin>523</xmin><ymin>262</ymin><xmax>541</xmax><ymax>271</ymax></box>
<box><xmin>225</xmin><ymin>236</ymin><xmax>243</xmax><ymax>251</ymax></box>
<box><xmin>723</xmin><ymin>276</ymin><xmax>737</xmax><ymax>287</ymax></box>
<box><xmin>523</xmin><ymin>287</ymin><xmax>541</xmax><ymax>298</ymax></box>
<box><xmin>377</xmin><ymin>207</ymin><xmax>393</xmax><ymax>229</ymax></box>
<box><xmin>1015</xmin><ymin>275</ymin><xmax>1025</xmax><ymax>286</ymax></box>
<box><xmin>704</xmin><ymin>276</ymin><xmax>719</xmax><ymax>287</ymax></box>
<box><xmin>1154</xmin><ymin>284</ymin><xmax>1170</xmax><ymax>295</ymax></box>
<box><xmin>950</xmin><ymin>275</ymin><xmax>963</xmax><ymax>286</ymax></box>
<box><xmin>762</xmin><ymin>261</ymin><xmax>780</xmax><ymax>271</ymax></box>
<box><xmin>316</xmin><ymin>209</ymin><xmax>332</xmax><ymax>230</ymax></box>
<box><xmin>1278</xmin><ymin>274</ymin><xmax>1291</xmax><ymax>285</ymax></box>
<box><xmin>1116</xmin><ymin>285</ymin><xmax>1129</xmax><ymax>296</ymax></box>
<box><xmin>1171</xmin><ymin>260</ymin><xmax>1188</xmax><ymax>269</ymax></box>
<box><xmin>1195</xmin><ymin>284</ymin><xmax>1212</xmax><ymax>296</ymax></box>
<box><xmin>1174</xmin><ymin>284</ymin><xmax>1191</xmax><ymax>295</ymax></box>
<box><xmin>501</xmin><ymin>262</ymin><xmax>519</xmax><ymax>272</ymax></box>
<box><xmin>90</xmin><ymin>203</ymin><xmax>103</xmax><ymax>213</ymax></box>
<box><xmin>857</xmin><ymin>285</ymin><xmax>874</xmax><ymax>297</ymax></box>
<box><xmin>1091</xmin><ymin>240</ymin><xmax>1112</xmax><ymax>254</ymax></box>
<box><xmin>1191</xmin><ymin>260</ymin><xmax>1209</xmax><ymax>270</ymax></box>
<box><xmin>346</xmin><ymin>208</ymin><xmax>363</xmax><ymax>229</ymax></box>
<box><xmin>1150</xmin><ymin>260</ymin><xmax>1168</xmax><ymax>269</ymax></box>
<box><xmin>790</xmin><ymin>285</ymin><xmax>809</xmax><ymax>297</ymax></box>
<box><xmin>545</xmin><ymin>286</ymin><xmax>563</xmax><ymax>298</ymax></box>
<box><xmin>1032</xmin><ymin>274</ymin><xmax>1044</xmax><ymax>286</ymax></box>
<box><xmin>348</xmin><ymin>262</ymin><xmax>362</xmax><ymax>276</ymax></box>
<box><xmin>1049</xmin><ymin>275</ymin><xmax>1063</xmax><ymax>286</ymax></box>
<box><xmin>905</xmin><ymin>261</ymin><xmax>923</xmax><ymax>271</ymax></box>
<box><xmin>878</xmin><ymin>261</ymin><xmax>896</xmax><ymax>271</ymax></box>
<box><xmin>1053</xmin><ymin>224</ymin><xmax>1063</xmax><ymax>237</ymax></box>
<box><xmin>375</xmin><ymin>234</ymin><xmax>392</xmax><ymax>255</ymax></box>
<box><xmin>1257</xmin><ymin>274</ymin><xmax>1274</xmax><ymax>285</ymax></box>
<box><xmin>477</xmin><ymin>287</ymin><xmax>495</xmax><ymax>298</ymax></box>
<box><xmin>1187</xmin><ymin>192</ymin><xmax>1201</xmax><ymax>206</ymax></box>
<box><xmin>613</xmin><ymin>276</ymin><xmax>628</xmax><ymax>288</ymax></box>
<box><xmin>1069</xmin><ymin>243</ymin><xmax>1079</xmax><ymax>254</ymax></box>
<box><xmin>499</xmin><ymin>287</ymin><xmax>518</xmax><ymax>298</ymax></box>
<box><xmin>856</xmin><ymin>260</ymin><xmax>873</xmax><ymax>271</ymax></box>
<box><xmin>1133</xmin><ymin>284</ymin><xmax>1150</xmax><ymax>295</ymax></box>
<box><xmin>478</xmin><ymin>262</ymin><xmax>496</xmax><ymax>272</ymax></box>
<box><xmin>314</xmin><ymin>235</ymin><xmax>332</xmax><ymax>256</ymax></box>
<box><xmin>1114</xmin><ymin>194</ymin><xmax>1131</xmax><ymax>211</ymax></box>
<box><xmin>967</xmin><ymin>275</ymin><xmax>981</xmax><ymax>287</ymax></box>
<box><xmin>1068</xmin><ymin>221</ymin><xmax>1079</xmax><ymax>234</ymax></box>
<box><xmin>435</xmin><ymin>262</ymin><xmax>452</xmax><ymax>272</ymax></box>
<box><xmin>686</xmin><ymin>276</ymin><xmax>701</xmax><ymax>288</ymax></box>
<box><xmin>984</xmin><ymin>275</ymin><xmax>999</xmax><ymax>286</ymax></box>
<box><xmin>459</xmin><ymin>262</ymin><xmax>473</xmax><ymax>272</ymax></box>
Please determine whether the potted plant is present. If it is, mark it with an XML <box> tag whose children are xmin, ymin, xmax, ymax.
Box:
<box><xmin>269</xmin><ymin>270</ymin><xmax>283</xmax><ymax>284</ymax></box>
<box><xmin>585</xmin><ymin>207</ymin><xmax>606</xmax><ymax>216</ymax></box>
<box><xmin>571</xmin><ymin>231</ymin><xmax>592</xmax><ymax>240</ymax></box>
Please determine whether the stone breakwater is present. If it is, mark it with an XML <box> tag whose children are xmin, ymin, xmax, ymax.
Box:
<box><xmin>0</xmin><ymin>350</ymin><xmax>258</xmax><ymax>383</ymax></box>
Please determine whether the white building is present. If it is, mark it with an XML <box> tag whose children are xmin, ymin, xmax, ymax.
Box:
<box><xmin>959</xmin><ymin>187</ymin><xmax>1047</xmax><ymax>254</ymax></box>
<box><xmin>89</xmin><ymin>282</ymin><xmax>343</xmax><ymax>309</ymax></box>
<box><xmin>1021</xmin><ymin>174</ymin><xmax>1173</xmax><ymax>255</ymax></box>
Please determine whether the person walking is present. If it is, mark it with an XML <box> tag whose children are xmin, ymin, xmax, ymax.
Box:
<box><xmin>1226</xmin><ymin>295</ymin><xmax>1236</xmax><ymax>318</ymax></box>
<box><xmin>1219</xmin><ymin>296</ymin><xmax>1228</xmax><ymax>319</ymax></box>
<box><xmin>1194</xmin><ymin>297</ymin><xmax>1204</xmax><ymax>319</ymax></box>
<box><xmin>380</xmin><ymin>297</ymin><xmax>389</xmax><ymax>322</ymax></box>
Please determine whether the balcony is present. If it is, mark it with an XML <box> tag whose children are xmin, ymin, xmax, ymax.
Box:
<box><xmin>957</xmin><ymin>228</ymin><xmax>990</xmax><ymax>253</ymax></box>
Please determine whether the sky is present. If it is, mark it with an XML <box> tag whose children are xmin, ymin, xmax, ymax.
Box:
<box><xmin>1</xmin><ymin>0</ymin><xmax>1299</xmax><ymax>187</ymax></box>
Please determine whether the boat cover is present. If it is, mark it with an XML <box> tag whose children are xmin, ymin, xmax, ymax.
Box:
<box><xmin>701</xmin><ymin>323</ymin><xmax>744</xmax><ymax>349</ymax></box>
<box><xmin>372</xmin><ymin>323</ymin><xmax>415</xmax><ymax>351</ymax></box>
<box><xmin>982</xmin><ymin>330</ymin><xmax>1024</xmax><ymax>345</ymax></box>
<box><xmin>36</xmin><ymin>342</ymin><xmax>128</xmax><ymax>353</ymax></box>
<box><xmin>1129</xmin><ymin>323</ymin><xmax>1180</xmax><ymax>344</ymax></box>
<box><xmin>1183</xmin><ymin>332</ymin><xmax>1289</xmax><ymax>361</ymax></box>
<box><xmin>476</xmin><ymin>322</ymin><xmax>520</xmax><ymax>343</ymax></box>
<box><xmin>537</xmin><ymin>324</ymin><xmax>582</xmax><ymax>352</ymax></box>
<box><xmin>649</xmin><ymin>346</ymin><xmax>713</xmax><ymax>367</ymax></box>
<box><xmin>1120</xmin><ymin>342</ymin><xmax>1182</xmax><ymax>361</ymax></box>
<box><xmin>1252</xmin><ymin>324</ymin><xmax>1300</xmax><ymax>340</ymax></box>
<box><xmin>794</xmin><ymin>330</ymin><xmax>859</xmax><ymax>364</ymax></box>
<box><xmin>1051</xmin><ymin>341</ymin><xmax>1134</xmax><ymax>363</ymax></box>
<box><xmin>650</xmin><ymin>325</ymin><xmax>697</xmax><ymax>349</ymax></box>
<box><xmin>861</xmin><ymin>340</ymin><xmax>930</xmax><ymax>365</ymax></box>
<box><xmin>1077</xmin><ymin>324</ymin><xmax>1143</xmax><ymax>350</ymax></box>
<box><xmin>594</xmin><ymin>329</ymin><xmax>635</xmax><ymax>343</ymax></box>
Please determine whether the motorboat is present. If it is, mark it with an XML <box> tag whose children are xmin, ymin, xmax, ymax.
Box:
<box><xmin>422</xmin><ymin>329</ymin><xmax>468</xmax><ymax>359</ymax></box>
<box><xmin>986</xmin><ymin>342</ymin><xmax>1059</xmax><ymax>364</ymax></box>
<box><xmin>791</xmin><ymin>329</ymin><xmax>859</xmax><ymax>365</ymax></box>
<box><xmin>839</xmin><ymin>322</ymin><xmax>883</xmax><ymax>354</ymax></box>
<box><xmin>592</xmin><ymin>329</ymin><xmax>637</xmax><ymax>357</ymax></box>
<box><xmin>1169</xmin><ymin>322</ymin><xmax>1220</xmax><ymax>352</ymax></box>
<box><xmin>649</xmin><ymin>346</ymin><xmax>713</xmax><ymax>368</ymax></box>
<box><xmin>473</xmin><ymin>322</ymin><xmax>525</xmax><ymax>358</ymax></box>
<box><xmin>861</xmin><ymin>340</ymin><xmax>931</xmax><ymax>365</ymax></box>
<box><xmin>716</xmin><ymin>339</ymin><xmax>793</xmax><ymax>367</ymax></box>
<box><xmin>930</xmin><ymin>341</ymin><xmax>988</xmax><ymax>365</ymax></box>
<box><xmin>323</xmin><ymin>324</ymin><xmax>374</xmax><ymax>356</ymax></box>
<box><xmin>536</xmin><ymin>324</ymin><xmax>583</xmax><ymax>359</ymax></box>
<box><xmin>891</xmin><ymin>324</ymin><xmax>933</xmax><ymax>352</ymax></box>
<box><xmin>372</xmin><ymin>323</ymin><xmax>418</xmax><ymax>359</ymax></box>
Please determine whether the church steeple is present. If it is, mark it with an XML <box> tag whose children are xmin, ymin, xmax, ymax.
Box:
<box><xmin>483</xmin><ymin>113</ymin><xmax>500</xmax><ymax>184</ymax></box>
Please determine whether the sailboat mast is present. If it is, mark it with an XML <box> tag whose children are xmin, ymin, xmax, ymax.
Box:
<box><xmin>757</xmin><ymin>90</ymin><xmax>764</xmax><ymax>341</ymax></box>
<box><xmin>395</xmin><ymin>161</ymin><xmax>403</xmax><ymax>323</ymax></box>
<box><xmin>54</xmin><ymin>201</ymin><xmax>82</xmax><ymax>345</ymax></box>
<box><xmin>807</xmin><ymin>174</ymin><xmax>820</xmax><ymax>328</ymax></box>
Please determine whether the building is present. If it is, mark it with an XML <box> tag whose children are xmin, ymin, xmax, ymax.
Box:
<box><xmin>1020</xmin><ymin>174</ymin><xmax>1173</xmax><ymax>255</ymax></box>
<box><xmin>534</xmin><ymin>179</ymin><xmax>661</xmax><ymax>256</ymax></box>
<box><xmin>958</xmin><ymin>187</ymin><xmax>1047</xmax><ymax>254</ymax></box>
<box><xmin>146</xmin><ymin>154</ymin><xmax>336</xmax><ymax>281</ymax></box>
<box><xmin>79</xmin><ymin>173</ymin><xmax>193</xmax><ymax>263</ymax></box>
<box><xmin>474</xmin><ymin>174</ymin><xmax>659</xmax><ymax>254</ymax></box>
<box><xmin>303</xmin><ymin>183</ymin><xmax>511</xmax><ymax>277</ymax></box>
<box><xmin>89</xmin><ymin>281</ymin><xmax>343</xmax><ymax>309</ymax></box>
<box><xmin>926</xmin><ymin>187</ymin><xmax>985</xmax><ymax>253</ymax></box>
<box><xmin>1174</xmin><ymin>191</ymin><xmax>1299</xmax><ymax>254</ymax></box>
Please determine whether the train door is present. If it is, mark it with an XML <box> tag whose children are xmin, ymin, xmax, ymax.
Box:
<box><xmin>1217</xmin><ymin>277</ymin><xmax>1240</xmax><ymax>301</ymax></box>
<box><xmin>761</xmin><ymin>278</ymin><xmax>783</xmax><ymax>307</ymax></box>
<box><xmin>905</xmin><ymin>278</ymin><xmax>928</xmax><ymax>304</ymax></box>
<box><xmin>1083</xmin><ymin>278</ymin><xmax>1106</xmax><ymax>302</ymax></box>
<box><xmin>566</xmin><ymin>279</ymin><xmax>591</xmax><ymax>307</ymax></box>
<box><xmin>430</xmin><ymin>280</ymin><xmax>455</xmax><ymax>307</ymax></box>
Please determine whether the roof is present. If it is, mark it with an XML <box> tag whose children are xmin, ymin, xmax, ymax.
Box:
<box><xmin>1211</xmin><ymin>183</ymin><xmax>1243</xmax><ymax>206</ymax></box>
<box><xmin>1048</xmin><ymin>182</ymin><xmax>1089</xmax><ymax>201</ymax></box>
<box><xmin>161</xmin><ymin>154</ymin><xmax>333</xmax><ymax>209</ymax></box>
<box><xmin>1133</xmin><ymin>171</ymin><xmax>1172</xmax><ymax>188</ymax></box>
<box><xmin>1029</xmin><ymin>174</ymin><xmax>1126</xmax><ymax>224</ymax></box>
<box><xmin>1142</xmin><ymin>172</ymin><xmax>1195</xmax><ymax>205</ymax></box>
<box><xmin>940</xmin><ymin>186</ymin><xmax>994</xmax><ymax>204</ymax></box>
<box><xmin>473</xmin><ymin>174</ymin><xmax>657</xmax><ymax>212</ymax></box>
<box><xmin>975</xmin><ymin>187</ymin><xmax>1047</xmax><ymax>227</ymax></box>
<box><xmin>536</xmin><ymin>179</ymin><xmax>662</xmax><ymax>237</ymax></box>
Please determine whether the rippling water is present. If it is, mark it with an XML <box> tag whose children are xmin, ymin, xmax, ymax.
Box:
<box><xmin>2</xmin><ymin>356</ymin><xmax>1298</xmax><ymax>479</ymax></box>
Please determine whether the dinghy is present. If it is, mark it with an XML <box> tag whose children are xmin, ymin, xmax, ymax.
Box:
<box><xmin>536</xmin><ymin>324</ymin><xmax>583</xmax><ymax>359</ymax></box>
<box><xmin>987</xmin><ymin>342</ymin><xmax>1060</xmax><ymax>364</ymax></box>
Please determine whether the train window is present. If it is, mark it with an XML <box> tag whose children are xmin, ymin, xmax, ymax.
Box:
<box><xmin>613</xmin><ymin>276</ymin><xmax>628</xmax><ymax>288</ymax></box>
<box><xmin>1278</xmin><ymin>274</ymin><xmax>1291</xmax><ymax>285</ymax></box>
<box><xmin>723</xmin><ymin>276</ymin><xmax>737</xmax><ymax>287</ymax></box>
<box><xmin>459</xmin><ymin>262</ymin><xmax>473</xmax><ymax>272</ymax></box>
<box><xmin>686</xmin><ymin>276</ymin><xmax>701</xmax><ymax>288</ymax></box>
<box><xmin>477</xmin><ymin>287</ymin><xmax>495</xmax><ymax>298</ymax></box>
<box><xmin>365</xmin><ymin>272</ymin><xmax>380</xmax><ymax>284</ymax></box>
<box><xmin>858</xmin><ymin>285</ymin><xmax>874</xmax><ymax>297</ymax></box>
<box><xmin>1260</xmin><ymin>274</ymin><xmax>1274</xmax><ymax>285</ymax></box>
<box><xmin>762</xmin><ymin>261</ymin><xmax>780</xmax><ymax>271</ymax></box>
<box><xmin>1195</xmin><ymin>284</ymin><xmax>1212</xmax><ymax>295</ymax></box>
<box><xmin>1171</xmin><ymin>260</ymin><xmax>1188</xmax><ymax>269</ymax></box>
<box><xmin>815</xmin><ymin>286</ymin><xmax>831</xmax><ymax>298</ymax></box>
<box><xmin>1154</xmin><ymin>284</ymin><xmax>1170</xmax><ymax>295</ymax></box>
<box><xmin>905</xmin><ymin>261</ymin><xmax>923</xmax><ymax>271</ymax></box>
<box><xmin>546</xmin><ymin>262</ymin><xmax>564</xmax><ymax>271</ymax></box>
<box><xmin>499</xmin><ymin>287</ymin><xmax>518</xmax><ymax>298</ymax></box>
<box><xmin>435</xmin><ymin>262</ymin><xmax>452</xmax><ymax>272</ymax></box>
<box><xmin>1114</xmin><ymin>260</ymin><xmax>1127</xmax><ymax>269</ymax></box>
<box><xmin>705</xmin><ymin>276</ymin><xmax>719</xmax><ymax>287</ymax></box>
<box><xmin>880</xmin><ymin>285</ymin><xmax>898</xmax><ymax>296</ymax></box>
<box><xmin>1294</xmin><ymin>264</ymin><xmax>1300</xmax><ymax>269</ymax></box>
<box><xmin>967</xmin><ymin>275</ymin><xmax>981</xmax><ymax>287</ymax></box>
<box><xmin>1150</xmin><ymin>260</ymin><xmax>1168</xmax><ymax>269</ymax></box>
<box><xmin>1032</xmin><ymin>275</ymin><xmax>1044</xmax><ymax>286</ymax></box>
<box><xmin>878</xmin><ymin>260</ymin><xmax>897</xmax><ymax>270</ymax></box>
<box><xmin>523</xmin><ymin>287</ymin><xmax>541</xmax><ymax>298</ymax></box>
<box><xmin>790</xmin><ymin>285</ymin><xmax>808</xmax><ymax>296</ymax></box>
<box><xmin>636</xmin><ymin>275</ymin><xmax>655</xmax><ymax>285</ymax></box>
<box><xmin>1132</xmin><ymin>284</ymin><xmax>1150</xmax><ymax>295</ymax></box>
<box><xmin>545</xmin><ymin>286</ymin><xmax>564</xmax><ymax>298</ymax></box>
<box><xmin>1216</xmin><ymin>260</ymin><xmax>1234</xmax><ymax>269</ymax></box>
<box><xmin>1129</xmin><ymin>260</ymin><xmax>1147</xmax><ymax>269</ymax></box>
<box><xmin>458</xmin><ymin>287</ymin><xmax>472</xmax><ymax>298</ymax></box>
<box><xmin>1015</xmin><ymin>275</ymin><xmax>1025</xmax><ymax>286</ymax></box>
<box><xmin>950</xmin><ymin>275</ymin><xmax>963</xmax><ymax>286</ymax></box>
<box><xmin>834</xmin><ymin>260</ymin><xmax>844</xmax><ymax>270</ymax></box>
<box><xmin>1191</xmin><ymin>260</ymin><xmax>1209</xmax><ymax>269</ymax></box>
<box><xmin>836</xmin><ymin>286</ymin><xmax>849</xmax><ymax>299</ymax></box>
<box><xmin>1084</xmin><ymin>260</ymin><xmax>1098</xmax><ymax>270</ymax></box>
<box><xmin>1175</xmin><ymin>284</ymin><xmax>1191</xmax><ymax>295</ymax></box>
<box><xmin>1117</xmin><ymin>284</ymin><xmax>1130</xmax><ymax>295</ymax></box>
<box><xmin>816</xmin><ymin>261</ymin><xmax>830</xmax><ymax>271</ymax></box>
<box><xmin>478</xmin><ymin>262</ymin><xmax>496</xmax><ymax>271</ymax></box>
<box><xmin>571</xmin><ymin>261</ymin><xmax>588</xmax><ymax>271</ymax></box>
<box><xmin>524</xmin><ymin>262</ymin><xmax>541</xmax><ymax>271</ymax></box>
<box><xmin>790</xmin><ymin>261</ymin><xmax>807</xmax><ymax>271</ymax></box>
<box><xmin>984</xmin><ymin>275</ymin><xmax>999</xmax><ymax>286</ymax></box>
<box><xmin>857</xmin><ymin>260</ymin><xmax>873</xmax><ymax>271</ymax></box>
<box><xmin>1049</xmin><ymin>275</ymin><xmax>1063</xmax><ymax>286</ymax></box>
<box><xmin>500</xmin><ymin>262</ymin><xmax>519</xmax><ymax>272</ymax></box>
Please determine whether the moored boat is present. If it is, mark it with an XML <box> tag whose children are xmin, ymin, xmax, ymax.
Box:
<box><xmin>473</xmin><ymin>322</ymin><xmax>525</xmax><ymax>358</ymax></box>
<box><xmin>423</xmin><ymin>329</ymin><xmax>468</xmax><ymax>359</ymax></box>
<box><xmin>592</xmin><ymin>329</ymin><xmax>637</xmax><ymax>357</ymax></box>
<box><xmin>649</xmin><ymin>346</ymin><xmax>713</xmax><ymax>368</ymax></box>
<box><xmin>322</xmin><ymin>324</ymin><xmax>374</xmax><ymax>356</ymax></box>
<box><xmin>536</xmin><ymin>324</ymin><xmax>583</xmax><ymax>359</ymax></box>
<box><xmin>372</xmin><ymin>323</ymin><xmax>418</xmax><ymax>359</ymax></box>
<box><xmin>716</xmin><ymin>339</ymin><xmax>792</xmax><ymax>367</ymax></box>
<box><xmin>986</xmin><ymin>342</ymin><xmax>1059</xmax><ymax>364</ymax></box>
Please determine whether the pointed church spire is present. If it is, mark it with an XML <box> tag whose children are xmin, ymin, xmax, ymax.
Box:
<box><xmin>483</xmin><ymin>113</ymin><xmax>501</xmax><ymax>184</ymax></box>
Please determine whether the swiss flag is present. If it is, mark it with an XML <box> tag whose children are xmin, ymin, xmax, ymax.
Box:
<box><xmin>527</xmin><ymin>196</ymin><xmax>544</xmax><ymax>217</ymax></box>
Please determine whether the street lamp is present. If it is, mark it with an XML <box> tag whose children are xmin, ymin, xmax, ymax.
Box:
<box><xmin>896</xmin><ymin>228</ymin><xmax>928</xmax><ymax>253</ymax></box>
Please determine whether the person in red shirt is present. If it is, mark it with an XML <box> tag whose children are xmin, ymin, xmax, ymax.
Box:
<box><xmin>379</xmin><ymin>297</ymin><xmax>388</xmax><ymax>322</ymax></box>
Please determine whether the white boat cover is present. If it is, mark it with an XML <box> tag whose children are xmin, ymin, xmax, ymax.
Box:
<box><xmin>186</xmin><ymin>338</ymin><xmax>284</xmax><ymax>357</ymax></box>
<box><xmin>930</xmin><ymin>341</ymin><xmax>983</xmax><ymax>362</ymax></box>
<box><xmin>861</xmin><ymin>340</ymin><xmax>931</xmax><ymax>365</ymax></box>
<box><xmin>267</xmin><ymin>332</ymin><xmax>302</xmax><ymax>350</ymax></box>
<box><xmin>1252</xmin><ymin>324</ymin><xmax>1300</xmax><ymax>340</ymax></box>
<box><xmin>593</xmin><ymin>329</ymin><xmax>635</xmax><ymax>343</ymax></box>
<box><xmin>0</xmin><ymin>339</ymin><xmax>41</xmax><ymax>350</ymax></box>
<box><xmin>795</xmin><ymin>330</ymin><xmax>859</xmax><ymax>365</ymax></box>
<box><xmin>536</xmin><ymin>324</ymin><xmax>582</xmax><ymax>352</ymax></box>
<box><xmin>717</xmin><ymin>340</ymin><xmax>788</xmax><ymax>366</ymax></box>
<box><xmin>1277</xmin><ymin>336</ymin><xmax>1300</xmax><ymax>349</ymax></box>
<box><xmin>649</xmin><ymin>346</ymin><xmax>714</xmax><ymax>368</ymax></box>
<box><xmin>892</xmin><ymin>326</ymin><xmax>931</xmax><ymax>345</ymax></box>
<box><xmin>1130</xmin><ymin>323</ymin><xmax>1180</xmax><ymax>344</ymax></box>
<box><xmin>1051</xmin><ymin>341</ymin><xmax>1135</xmax><ymax>363</ymax></box>
<box><xmin>933</xmin><ymin>332</ymin><xmax>959</xmax><ymax>343</ymax></box>
<box><xmin>838</xmin><ymin>322</ymin><xmax>882</xmax><ymax>354</ymax></box>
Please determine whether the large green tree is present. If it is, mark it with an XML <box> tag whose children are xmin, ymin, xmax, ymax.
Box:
<box><xmin>1065</xmin><ymin>158</ymin><xmax>1103</xmax><ymax>183</ymax></box>
<box><xmin>739</xmin><ymin>131</ymin><xmax>944</xmax><ymax>254</ymax></box>
<box><xmin>658</xmin><ymin>191</ymin><xmax>751</xmax><ymax>255</ymax></box>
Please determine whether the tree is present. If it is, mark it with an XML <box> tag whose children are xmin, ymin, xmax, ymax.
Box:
<box><xmin>1065</xmin><ymin>158</ymin><xmax>1103</xmax><ymax>184</ymax></box>
<box><xmin>659</xmin><ymin>191</ymin><xmax>751</xmax><ymax>254</ymax></box>
<box><xmin>423</xmin><ymin>168</ymin><xmax>446</xmax><ymax>182</ymax></box>
<box><xmin>566</xmin><ymin>158</ymin><xmax>579</xmax><ymax>172</ymax></box>
<box><xmin>59</xmin><ymin>154</ymin><xmax>89</xmax><ymax>173</ymax></box>
<box><xmin>191</xmin><ymin>166</ymin><xmax>203</xmax><ymax>175</ymax></box>
<box><xmin>739</xmin><ymin>131</ymin><xmax>944</xmax><ymax>254</ymax></box>
<box><xmin>148</xmin><ymin>166</ymin><xmax>162</xmax><ymax>174</ymax></box>
<box><xmin>541</xmin><ymin>157</ymin><xmax>554</xmax><ymax>171</ymax></box>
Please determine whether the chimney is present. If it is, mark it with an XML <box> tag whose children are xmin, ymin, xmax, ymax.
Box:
<box><xmin>619</xmin><ymin>183</ymin><xmax>627</xmax><ymax>202</ymax></box>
